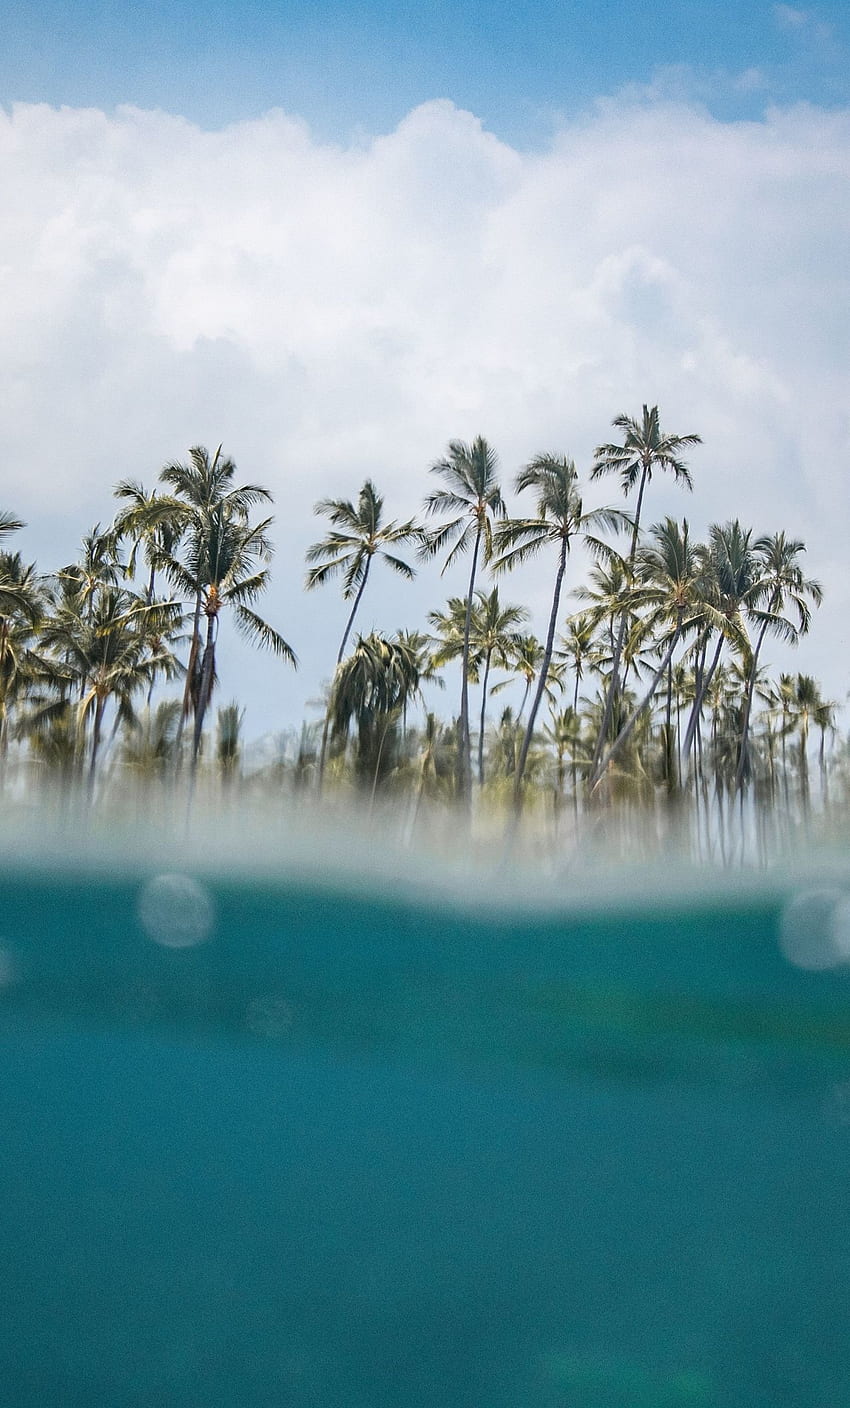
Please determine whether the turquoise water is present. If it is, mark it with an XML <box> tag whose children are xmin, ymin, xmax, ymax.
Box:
<box><xmin>2</xmin><ymin>859</ymin><xmax>850</xmax><ymax>1406</ymax></box>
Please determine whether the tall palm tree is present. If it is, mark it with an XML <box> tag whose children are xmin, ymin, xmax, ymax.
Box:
<box><xmin>157</xmin><ymin>444</ymin><xmax>276</xmax><ymax>738</ymax></box>
<box><xmin>306</xmin><ymin>479</ymin><xmax>422</xmax><ymax>664</ymax></box>
<box><xmin>734</xmin><ymin>532</ymin><xmax>823</xmax><ymax>791</ymax></box>
<box><xmin>305</xmin><ymin>478</ymin><xmax>421</xmax><ymax>785</ymax></box>
<box><xmin>421</xmin><ymin>436</ymin><xmax>506</xmax><ymax>806</ymax></box>
<box><xmin>492</xmin><ymin>453</ymin><xmax>628</xmax><ymax>806</ymax></box>
<box><xmin>164</xmin><ymin>498</ymin><xmax>296</xmax><ymax>771</ymax></box>
<box><xmin>588</xmin><ymin>405</ymin><xmax>701</xmax><ymax>781</ymax></box>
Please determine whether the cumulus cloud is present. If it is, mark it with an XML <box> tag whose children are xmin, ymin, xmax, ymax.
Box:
<box><xmin>1</xmin><ymin>95</ymin><xmax>849</xmax><ymax>730</ymax></box>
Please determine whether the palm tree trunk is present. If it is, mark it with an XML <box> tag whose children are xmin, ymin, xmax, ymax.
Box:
<box><xmin>516</xmin><ymin>677</ymin><xmax>532</xmax><ymax>725</ymax></box>
<box><xmin>665</xmin><ymin>657</ymin><xmax>675</xmax><ymax>790</ymax></box>
<box><xmin>175</xmin><ymin>588</ymin><xmax>204</xmax><ymax>761</ymax></box>
<box><xmin>514</xmin><ymin>536</ymin><xmax>568</xmax><ymax>808</ymax></box>
<box><xmin>337</xmin><ymin>562</ymin><xmax>371</xmax><ymax>666</ymax></box>
<box><xmin>735</xmin><ymin>616</ymin><xmax>770</xmax><ymax>793</ymax></box>
<box><xmin>87</xmin><ymin>694</ymin><xmax>106</xmax><ymax>796</ymax></box>
<box><xmin>478</xmin><ymin>649</ymin><xmax>492</xmax><ymax>787</ymax></box>
<box><xmin>317</xmin><ymin>563</ymin><xmax>373</xmax><ymax>791</ymax></box>
<box><xmin>592</xmin><ymin>620</ymin><xmax>683</xmax><ymax>784</ymax></box>
<box><xmin>682</xmin><ymin>632</ymin><xmax>723</xmax><ymax>767</ymax></box>
<box><xmin>458</xmin><ymin>527</ymin><xmax>482</xmax><ymax>807</ymax></box>
<box><xmin>190</xmin><ymin>613</ymin><xmax>217</xmax><ymax>774</ymax></box>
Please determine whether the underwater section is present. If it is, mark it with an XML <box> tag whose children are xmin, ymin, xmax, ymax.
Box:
<box><xmin>2</xmin><ymin>840</ymin><xmax>850</xmax><ymax>1407</ymax></box>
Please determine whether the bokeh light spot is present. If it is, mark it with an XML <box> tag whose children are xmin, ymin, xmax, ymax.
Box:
<box><xmin>137</xmin><ymin>873</ymin><xmax>215</xmax><ymax>949</ymax></box>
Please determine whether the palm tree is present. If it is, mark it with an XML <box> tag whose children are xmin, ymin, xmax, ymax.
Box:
<box><xmin>113</xmin><ymin>480</ymin><xmax>187</xmax><ymax>602</ymax></box>
<box><xmin>814</xmin><ymin>694</ymin><xmax>838</xmax><ymax>804</ymax></box>
<box><xmin>0</xmin><ymin>550</ymin><xmax>48</xmax><ymax>766</ymax></box>
<box><xmin>492</xmin><ymin>453</ymin><xmax>628</xmax><ymax>806</ymax></box>
<box><xmin>680</xmin><ymin>521</ymin><xmax>757</xmax><ymax>772</ymax></box>
<box><xmin>164</xmin><ymin>498</ymin><xmax>296</xmax><ymax>771</ymax></box>
<box><xmin>588</xmin><ymin>405</ymin><xmax>701</xmax><ymax>782</ymax></box>
<box><xmin>421</xmin><ymin>436</ymin><xmax>506</xmax><ymax>806</ymax></box>
<box><xmin>216</xmin><ymin>701</ymin><xmax>244</xmax><ymax>787</ymax></box>
<box><xmin>0</xmin><ymin>511</ymin><xmax>25</xmax><ymax>542</ymax></box>
<box><xmin>557</xmin><ymin>611</ymin><xmax>599</xmax><ymax>715</ymax></box>
<box><xmin>328</xmin><ymin>631</ymin><xmax>426</xmax><ymax>798</ymax></box>
<box><xmin>430</xmin><ymin>587</ymin><xmax>528</xmax><ymax>785</ymax></box>
<box><xmin>305</xmin><ymin>478</ymin><xmax>421</xmax><ymax>785</ymax></box>
<box><xmin>544</xmin><ymin>704</ymin><xmax>586</xmax><ymax>813</ymax></box>
<box><xmin>39</xmin><ymin>587</ymin><xmax>183</xmax><ymax>790</ymax></box>
<box><xmin>157</xmin><ymin>444</ymin><xmax>277</xmax><ymax>740</ymax></box>
<box><xmin>735</xmin><ymin>532</ymin><xmax>823</xmax><ymax>791</ymax></box>
<box><xmin>306</xmin><ymin>480</ymin><xmax>421</xmax><ymax>664</ymax></box>
<box><xmin>590</xmin><ymin>518</ymin><xmax>699</xmax><ymax>785</ymax></box>
<box><xmin>494</xmin><ymin>634</ymin><xmax>543</xmax><ymax>723</ymax></box>
<box><xmin>57</xmin><ymin>524</ymin><xmax>124</xmax><ymax>627</ymax></box>
<box><xmin>122</xmin><ymin>699</ymin><xmax>182</xmax><ymax>781</ymax></box>
<box><xmin>787</xmin><ymin>672</ymin><xmax>823</xmax><ymax>810</ymax></box>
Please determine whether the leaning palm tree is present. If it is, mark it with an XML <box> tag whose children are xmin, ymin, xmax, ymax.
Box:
<box><xmin>491</xmin><ymin>453</ymin><xmax>628</xmax><ymax>806</ymax></box>
<box><xmin>421</xmin><ymin>436</ymin><xmax>506</xmax><ymax>806</ymax></box>
<box><xmin>588</xmin><ymin>405</ymin><xmax>701</xmax><ymax>782</ymax></box>
<box><xmin>306</xmin><ymin>479</ymin><xmax>422</xmax><ymax>664</ymax></box>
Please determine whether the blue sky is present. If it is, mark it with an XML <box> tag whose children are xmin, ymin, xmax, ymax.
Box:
<box><xmin>2</xmin><ymin>0</ymin><xmax>849</xmax><ymax>741</ymax></box>
<box><xmin>3</xmin><ymin>0</ymin><xmax>849</xmax><ymax>142</ymax></box>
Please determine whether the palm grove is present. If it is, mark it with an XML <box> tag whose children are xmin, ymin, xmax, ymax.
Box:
<box><xmin>0</xmin><ymin>407</ymin><xmax>836</xmax><ymax>844</ymax></box>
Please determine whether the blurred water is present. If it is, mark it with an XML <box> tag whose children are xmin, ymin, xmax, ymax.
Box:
<box><xmin>2</xmin><ymin>854</ymin><xmax>850</xmax><ymax>1406</ymax></box>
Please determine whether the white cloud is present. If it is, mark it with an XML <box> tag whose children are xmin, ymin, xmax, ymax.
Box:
<box><xmin>775</xmin><ymin>5</ymin><xmax>809</xmax><ymax>29</ymax></box>
<box><xmin>1</xmin><ymin>95</ymin><xmax>849</xmax><ymax>732</ymax></box>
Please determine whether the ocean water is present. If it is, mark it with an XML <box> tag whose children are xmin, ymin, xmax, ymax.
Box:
<box><xmin>2</xmin><ymin>845</ymin><xmax>850</xmax><ymax>1407</ymax></box>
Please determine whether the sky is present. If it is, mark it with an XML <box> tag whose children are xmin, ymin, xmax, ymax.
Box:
<box><xmin>1</xmin><ymin>0</ymin><xmax>849</xmax><ymax>742</ymax></box>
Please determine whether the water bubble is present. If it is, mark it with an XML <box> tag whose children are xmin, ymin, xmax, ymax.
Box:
<box><xmin>137</xmin><ymin>873</ymin><xmax>215</xmax><ymax>949</ymax></box>
<box><xmin>779</xmin><ymin>888</ymin><xmax>850</xmax><ymax>971</ymax></box>
<box><xmin>246</xmin><ymin>995</ymin><xmax>294</xmax><ymax>1038</ymax></box>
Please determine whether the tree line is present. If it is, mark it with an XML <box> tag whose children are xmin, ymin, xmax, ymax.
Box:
<box><xmin>0</xmin><ymin>407</ymin><xmax>840</xmax><ymax>854</ymax></box>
